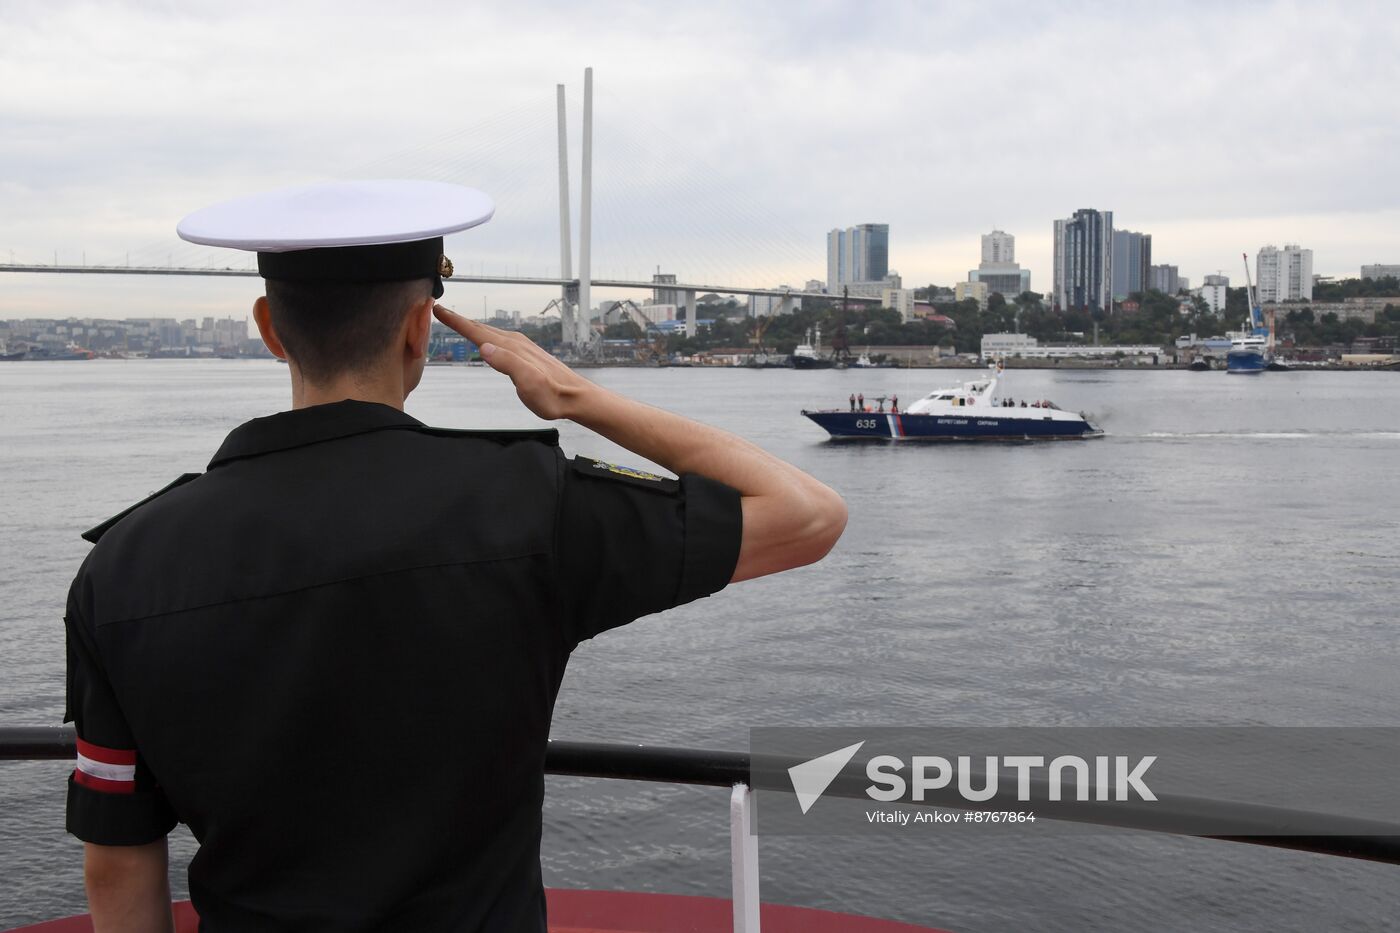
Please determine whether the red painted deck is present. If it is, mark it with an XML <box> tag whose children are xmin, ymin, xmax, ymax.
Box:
<box><xmin>13</xmin><ymin>890</ymin><xmax>951</xmax><ymax>932</ymax></box>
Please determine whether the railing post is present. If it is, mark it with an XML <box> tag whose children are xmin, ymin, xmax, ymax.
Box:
<box><xmin>729</xmin><ymin>783</ymin><xmax>760</xmax><ymax>932</ymax></box>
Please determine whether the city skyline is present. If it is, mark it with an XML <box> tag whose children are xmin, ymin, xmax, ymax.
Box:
<box><xmin>2</xmin><ymin>1</ymin><xmax>1397</xmax><ymax>321</ymax></box>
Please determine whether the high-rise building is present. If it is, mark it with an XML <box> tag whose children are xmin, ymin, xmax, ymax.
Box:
<box><xmin>1199</xmin><ymin>274</ymin><xmax>1229</xmax><ymax>314</ymax></box>
<box><xmin>981</xmin><ymin>230</ymin><xmax>1015</xmax><ymax>264</ymax></box>
<box><xmin>968</xmin><ymin>229</ymin><xmax>1030</xmax><ymax>298</ymax></box>
<box><xmin>1053</xmin><ymin>209</ymin><xmax>1114</xmax><ymax>313</ymax></box>
<box><xmin>1111</xmin><ymin>230</ymin><xmax>1152</xmax><ymax>299</ymax></box>
<box><xmin>651</xmin><ymin>270</ymin><xmax>678</xmax><ymax>306</ymax></box>
<box><xmin>1149</xmin><ymin>264</ymin><xmax>1179</xmax><ymax>295</ymax></box>
<box><xmin>826</xmin><ymin>224</ymin><xmax>890</xmax><ymax>292</ymax></box>
<box><xmin>1257</xmin><ymin>244</ymin><xmax>1313</xmax><ymax>302</ymax></box>
<box><xmin>1361</xmin><ymin>263</ymin><xmax>1400</xmax><ymax>280</ymax></box>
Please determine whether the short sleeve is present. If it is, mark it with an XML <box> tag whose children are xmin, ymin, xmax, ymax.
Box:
<box><xmin>554</xmin><ymin>455</ymin><xmax>742</xmax><ymax>645</ymax></box>
<box><xmin>64</xmin><ymin>593</ymin><xmax>177</xmax><ymax>846</ymax></box>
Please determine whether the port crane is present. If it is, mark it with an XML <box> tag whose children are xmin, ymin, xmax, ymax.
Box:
<box><xmin>1241</xmin><ymin>252</ymin><xmax>1276</xmax><ymax>354</ymax></box>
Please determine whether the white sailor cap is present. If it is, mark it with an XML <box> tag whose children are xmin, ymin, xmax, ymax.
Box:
<box><xmin>176</xmin><ymin>180</ymin><xmax>494</xmax><ymax>298</ymax></box>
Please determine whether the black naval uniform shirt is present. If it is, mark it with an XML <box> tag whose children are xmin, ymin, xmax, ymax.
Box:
<box><xmin>63</xmin><ymin>399</ymin><xmax>742</xmax><ymax>932</ymax></box>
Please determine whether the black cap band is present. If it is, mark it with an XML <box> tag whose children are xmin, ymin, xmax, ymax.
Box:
<box><xmin>257</xmin><ymin>237</ymin><xmax>447</xmax><ymax>298</ymax></box>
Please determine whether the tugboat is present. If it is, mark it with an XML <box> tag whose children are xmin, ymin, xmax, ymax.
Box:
<box><xmin>802</xmin><ymin>364</ymin><xmax>1102</xmax><ymax>441</ymax></box>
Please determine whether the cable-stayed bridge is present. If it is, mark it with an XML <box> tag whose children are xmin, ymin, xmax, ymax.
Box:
<box><xmin>0</xmin><ymin>68</ymin><xmax>881</xmax><ymax>353</ymax></box>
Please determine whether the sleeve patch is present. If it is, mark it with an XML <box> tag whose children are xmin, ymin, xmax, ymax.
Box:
<box><xmin>75</xmin><ymin>738</ymin><xmax>137</xmax><ymax>794</ymax></box>
<box><xmin>570</xmin><ymin>456</ymin><xmax>679</xmax><ymax>492</ymax></box>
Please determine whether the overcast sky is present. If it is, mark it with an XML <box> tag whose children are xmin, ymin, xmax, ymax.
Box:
<box><xmin>2</xmin><ymin>0</ymin><xmax>1398</xmax><ymax>321</ymax></box>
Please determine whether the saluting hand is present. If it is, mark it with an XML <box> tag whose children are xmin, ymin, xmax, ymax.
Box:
<box><xmin>433</xmin><ymin>305</ymin><xmax>598</xmax><ymax>421</ymax></box>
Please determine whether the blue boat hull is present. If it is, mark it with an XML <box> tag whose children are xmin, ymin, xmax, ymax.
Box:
<box><xmin>802</xmin><ymin>410</ymin><xmax>1102</xmax><ymax>441</ymax></box>
<box><xmin>1226</xmin><ymin>349</ymin><xmax>1267</xmax><ymax>374</ymax></box>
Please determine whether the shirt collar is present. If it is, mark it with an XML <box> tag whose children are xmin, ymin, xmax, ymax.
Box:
<box><xmin>209</xmin><ymin>400</ymin><xmax>424</xmax><ymax>468</ymax></box>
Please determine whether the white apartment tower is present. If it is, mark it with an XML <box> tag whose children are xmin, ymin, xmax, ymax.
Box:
<box><xmin>1256</xmin><ymin>244</ymin><xmax>1313</xmax><ymax>302</ymax></box>
<box><xmin>981</xmin><ymin>230</ymin><xmax>1015</xmax><ymax>264</ymax></box>
<box><xmin>1199</xmin><ymin>274</ymin><xmax>1229</xmax><ymax>314</ymax></box>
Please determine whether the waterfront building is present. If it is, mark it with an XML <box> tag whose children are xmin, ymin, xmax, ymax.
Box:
<box><xmin>955</xmin><ymin>280</ymin><xmax>989</xmax><ymax>310</ymax></box>
<box><xmin>826</xmin><ymin>223</ymin><xmax>890</xmax><ymax>292</ymax></box>
<box><xmin>804</xmin><ymin>278</ymin><xmax>826</xmax><ymax>293</ymax></box>
<box><xmin>1257</xmin><ymin>244</ymin><xmax>1313</xmax><ymax>302</ymax></box>
<box><xmin>1361</xmin><ymin>263</ymin><xmax>1400</xmax><ymax>280</ymax></box>
<box><xmin>1150</xmin><ymin>264</ymin><xmax>1180</xmax><ymax>295</ymax></box>
<box><xmin>981</xmin><ymin>332</ymin><xmax>1162</xmax><ymax>360</ymax></box>
<box><xmin>1111</xmin><ymin>230</ymin><xmax>1152</xmax><ymax>299</ymax></box>
<box><xmin>1199</xmin><ymin>274</ymin><xmax>1229</xmax><ymax>314</ymax></box>
<box><xmin>1053</xmin><ymin>209</ymin><xmax>1114</xmax><ymax>313</ymax></box>
<box><xmin>2</xmin><ymin>315</ymin><xmax>248</xmax><ymax>353</ymax></box>
<box><xmin>981</xmin><ymin>332</ymin><xmax>1038</xmax><ymax>357</ymax></box>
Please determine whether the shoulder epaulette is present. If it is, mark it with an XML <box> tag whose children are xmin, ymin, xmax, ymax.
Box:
<box><xmin>414</xmin><ymin>426</ymin><xmax>560</xmax><ymax>446</ymax></box>
<box><xmin>569</xmin><ymin>455</ymin><xmax>679</xmax><ymax>493</ymax></box>
<box><xmin>81</xmin><ymin>473</ymin><xmax>202</xmax><ymax>544</ymax></box>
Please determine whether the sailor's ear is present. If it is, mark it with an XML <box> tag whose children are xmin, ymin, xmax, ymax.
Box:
<box><xmin>253</xmin><ymin>296</ymin><xmax>287</xmax><ymax>360</ymax></box>
<box><xmin>404</xmin><ymin>295</ymin><xmax>434</xmax><ymax>360</ymax></box>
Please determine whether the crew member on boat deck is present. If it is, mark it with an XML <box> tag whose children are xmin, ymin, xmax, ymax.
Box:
<box><xmin>891</xmin><ymin>395</ymin><xmax>898</xmax><ymax>413</ymax></box>
<box><xmin>857</xmin><ymin>392</ymin><xmax>864</xmax><ymax>411</ymax></box>
<box><xmin>849</xmin><ymin>393</ymin><xmax>856</xmax><ymax>412</ymax></box>
<box><xmin>62</xmin><ymin>180</ymin><xmax>847</xmax><ymax>933</ymax></box>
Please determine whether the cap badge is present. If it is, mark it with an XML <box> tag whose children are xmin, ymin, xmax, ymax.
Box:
<box><xmin>439</xmin><ymin>255</ymin><xmax>454</xmax><ymax>277</ymax></box>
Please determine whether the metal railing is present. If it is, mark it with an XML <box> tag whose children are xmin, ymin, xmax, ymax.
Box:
<box><xmin>4</xmin><ymin>726</ymin><xmax>1398</xmax><ymax>932</ymax></box>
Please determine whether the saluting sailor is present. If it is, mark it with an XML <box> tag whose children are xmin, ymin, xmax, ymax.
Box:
<box><xmin>63</xmin><ymin>180</ymin><xmax>847</xmax><ymax>932</ymax></box>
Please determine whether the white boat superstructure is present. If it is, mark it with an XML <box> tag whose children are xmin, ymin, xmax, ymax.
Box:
<box><xmin>902</xmin><ymin>365</ymin><xmax>1086</xmax><ymax>425</ymax></box>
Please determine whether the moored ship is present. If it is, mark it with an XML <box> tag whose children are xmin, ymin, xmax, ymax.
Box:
<box><xmin>1225</xmin><ymin>334</ymin><xmax>1268</xmax><ymax>374</ymax></box>
<box><xmin>791</xmin><ymin>325</ymin><xmax>835</xmax><ymax>369</ymax></box>
<box><xmin>802</xmin><ymin>364</ymin><xmax>1102</xmax><ymax>440</ymax></box>
<box><xmin>1227</xmin><ymin>252</ymin><xmax>1274</xmax><ymax>374</ymax></box>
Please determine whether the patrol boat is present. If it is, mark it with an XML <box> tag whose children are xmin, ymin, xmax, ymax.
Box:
<box><xmin>801</xmin><ymin>364</ymin><xmax>1102</xmax><ymax>441</ymax></box>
